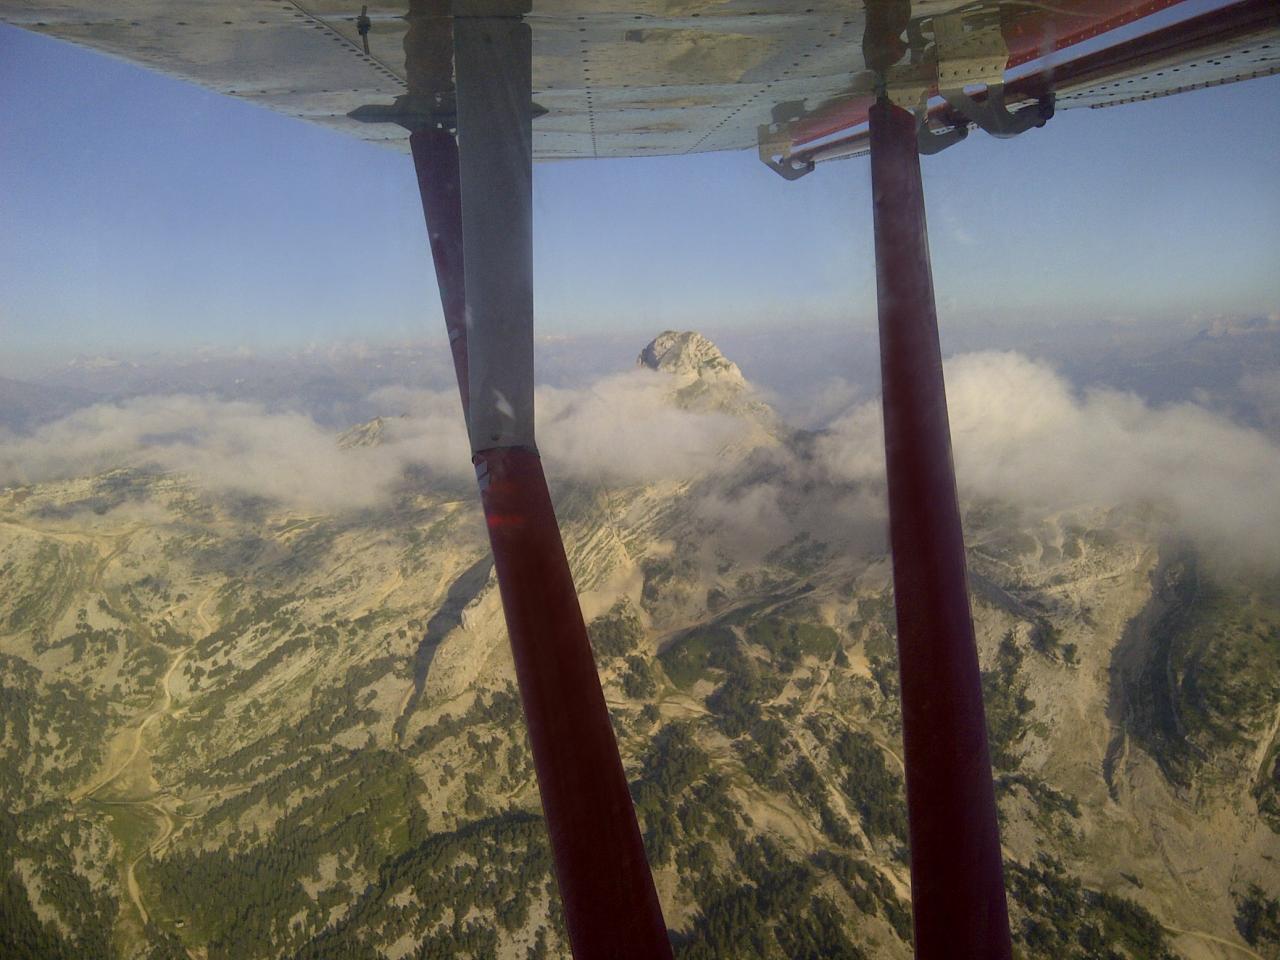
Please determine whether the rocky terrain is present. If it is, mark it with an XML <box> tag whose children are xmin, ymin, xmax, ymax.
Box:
<box><xmin>1</xmin><ymin>331</ymin><xmax>1277</xmax><ymax>960</ymax></box>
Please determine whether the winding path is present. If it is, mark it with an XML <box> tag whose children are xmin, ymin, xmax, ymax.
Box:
<box><xmin>69</xmin><ymin>644</ymin><xmax>196</xmax><ymax>803</ymax></box>
<box><xmin>69</xmin><ymin>585</ymin><xmax>219</xmax><ymax>951</ymax></box>
<box><xmin>1164</xmin><ymin>923</ymin><xmax>1264</xmax><ymax>960</ymax></box>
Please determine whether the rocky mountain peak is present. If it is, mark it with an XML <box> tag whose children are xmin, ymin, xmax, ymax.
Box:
<box><xmin>637</xmin><ymin>330</ymin><xmax>779</xmax><ymax>433</ymax></box>
<box><xmin>338</xmin><ymin>416</ymin><xmax>388</xmax><ymax>449</ymax></box>
<box><xmin>637</xmin><ymin>331</ymin><xmax>745</xmax><ymax>385</ymax></box>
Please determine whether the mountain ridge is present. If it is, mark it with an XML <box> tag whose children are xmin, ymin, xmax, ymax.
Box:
<box><xmin>0</xmin><ymin>332</ymin><xmax>1277</xmax><ymax>960</ymax></box>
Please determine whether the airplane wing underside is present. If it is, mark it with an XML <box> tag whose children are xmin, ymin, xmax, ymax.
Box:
<box><xmin>3</xmin><ymin>0</ymin><xmax>1278</xmax><ymax>160</ymax></box>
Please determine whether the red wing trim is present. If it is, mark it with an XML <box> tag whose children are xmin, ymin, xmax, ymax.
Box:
<box><xmin>792</xmin><ymin>0</ymin><xmax>1279</xmax><ymax>164</ymax></box>
<box><xmin>791</xmin><ymin>0</ymin><xmax>1193</xmax><ymax>146</ymax></box>
<box><xmin>1003</xmin><ymin>0</ymin><xmax>1190</xmax><ymax>68</ymax></box>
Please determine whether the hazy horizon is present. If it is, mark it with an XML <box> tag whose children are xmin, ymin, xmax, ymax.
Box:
<box><xmin>4</xmin><ymin>319</ymin><xmax>1279</xmax><ymax>576</ymax></box>
<box><xmin>3</xmin><ymin>22</ymin><xmax>1278</xmax><ymax>368</ymax></box>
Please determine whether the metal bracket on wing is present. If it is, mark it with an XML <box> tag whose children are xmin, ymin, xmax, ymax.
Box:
<box><xmin>349</xmin><ymin>91</ymin><xmax>546</xmax><ymax>133</ymax></box>
<box><xmin>757</xmin><ymin>101</ymin><xmax>815</xmax><ymax>181</ymax></box>
<box><xmin>940</xmin><ymin>83</ymin><xmax>1054</xmax><ymax>139</ymax></box>
<box><xmin>759</xmin><ymin>0</ymin><xmax>935</xmax><ymax>180</ymax></box>
<box><xmin>350</xmin><ymin>91</ymin><xmax>458</xmax><ymax>131</ymax></box>
<box><xmin>347</xmin><ymin>0</ymin><xmax>545</xmax><ymax>135</ymax></box>
<box><xmin>916</xmin><ymin>113</ymin><xmax>968</xmax><ymax>155</ymax></box>
<box><xmin>931</xmin><ymin>11</ymin><xmax>1054</xmax><ymax>141</ymax></box>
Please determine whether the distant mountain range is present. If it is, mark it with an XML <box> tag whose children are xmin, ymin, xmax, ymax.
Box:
<box><xmin>0</xmin><ymin>375</ymin><xmax>100</xmax><ymax>434</ymax></box>
<box><xmin>6</xmin><ymin>316</ymin><xmax>1277</xmax><ymax>436</ymax></box>
<box><xmin>1055</xmin><ymin>315</ymin><xmax>1280</xmax><ymax>437</ymax></box>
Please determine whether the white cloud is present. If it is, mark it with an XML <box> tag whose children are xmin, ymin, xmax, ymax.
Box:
<box><xmin>3</xmin><ymin>353</ymin><xmax>1277</xmax><ymax>574</ymax></box>
<box><xmin>816</xmin><ymin>352</ymin><xmax>1280</xmax><ymax>570</ymax></box>
<box><xmin>538</xmin><ymin>373</ymin><xmax>747</xmax><ymax>482</ymax></box>
<box><xmin>0</xmin><ymin>371</ymin><xmax>749</xmax><ymax>511</ymax></box>
<box><xmin>0</xmin><ymin>396</ymin><xmax>435</xmax><ymax>511</ymax></box>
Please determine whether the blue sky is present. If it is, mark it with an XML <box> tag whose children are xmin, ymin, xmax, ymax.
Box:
<box><xmin>1</xmin><ymin>21</ymin><xmax>1277</xmax><ymax>375</ymax></box>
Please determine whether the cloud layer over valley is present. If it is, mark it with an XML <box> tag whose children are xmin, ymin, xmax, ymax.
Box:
<box><xmin>0</xmin><ymin>372</ymin><xmax>749</xmax><ymax>511</ymax></box>
<box><xmin>815</xmin><ymin>352</ymin><xmax>1280</xmax><ymax>570</ymax></box>
<box><xmin>2</xmin><ymin>350</ymin><xmax>1277</xmax><ymax>571</ymax></box>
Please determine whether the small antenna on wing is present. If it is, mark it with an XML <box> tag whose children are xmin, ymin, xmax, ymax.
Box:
<box><xmin>357</xmin><ymin>5</ymin><xmax>371</xmax><ymax>55</ymax></box>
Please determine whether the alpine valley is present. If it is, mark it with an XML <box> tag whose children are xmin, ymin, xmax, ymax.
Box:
<box><xmin>2</xmin><ymin>331</ymin><xmax>1278</xmax><ymax>960</ymax></box>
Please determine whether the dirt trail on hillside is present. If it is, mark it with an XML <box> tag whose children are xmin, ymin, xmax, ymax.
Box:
<box><xmin>0</xmin><ymin>520</ymin><xmax>143</xmax><ymax>583</ymax></box>
<box><xmin>87</xmin><ymin>797</ymin><xmax>176</xmax><ymax>928</ymax></box>
<box><xmin>74</xmin><ymin>642</ymin><xmax>194</xmax><ymax>926</ymax></box>
<box><xmin>1165</xmin><ymin>923</ymin><xmax>1264</xmax><ymax>960</ymax></box>
<box><xmin>69</xmin><ymin>585</ymin><xmax>219</xmax><ymax>952</ymax></box>
<box><xmin>0</xmin><ymin>518</ymin><xmax>139</xmax><ymax>547</ymax></box>
<box><xmin>70</xmin><ymin>643</ymin><xmax>196</xmax><ymax>803</ymax></box>
<box><xmin>194</xmin><ymin>588</ymin><xmax>216</xmax><ymax>635</ymax></box>
<box><xmin>1250</xmin><ymin>705</ymin><xmax>1280</xmax><ymax>786</ymax></box>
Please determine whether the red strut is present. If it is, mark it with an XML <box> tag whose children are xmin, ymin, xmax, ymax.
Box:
<box><xmin>869</xmin><ymin>97</ymin><xmax>1012</xmax><ymax>960</ymax></box>
<box><xmin>408</xmin><ymin>90</ymin><xmax>672</xmax><ymax>960</ymax></box>
<box><xmin>473</xmin><ymin>447</ymin><xmax>673</xmax><ymax>958</ymax></box>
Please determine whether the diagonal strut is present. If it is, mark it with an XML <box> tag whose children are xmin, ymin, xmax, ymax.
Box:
<box><xmin>869</xmin><ymin>95</ymin><xmax>1013</xmax><ymax>960</ymax></box>
<box><xmin>407</xmin><ymin>10</ymin><xmax>673</xmax><ymax>960</ymax></box>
